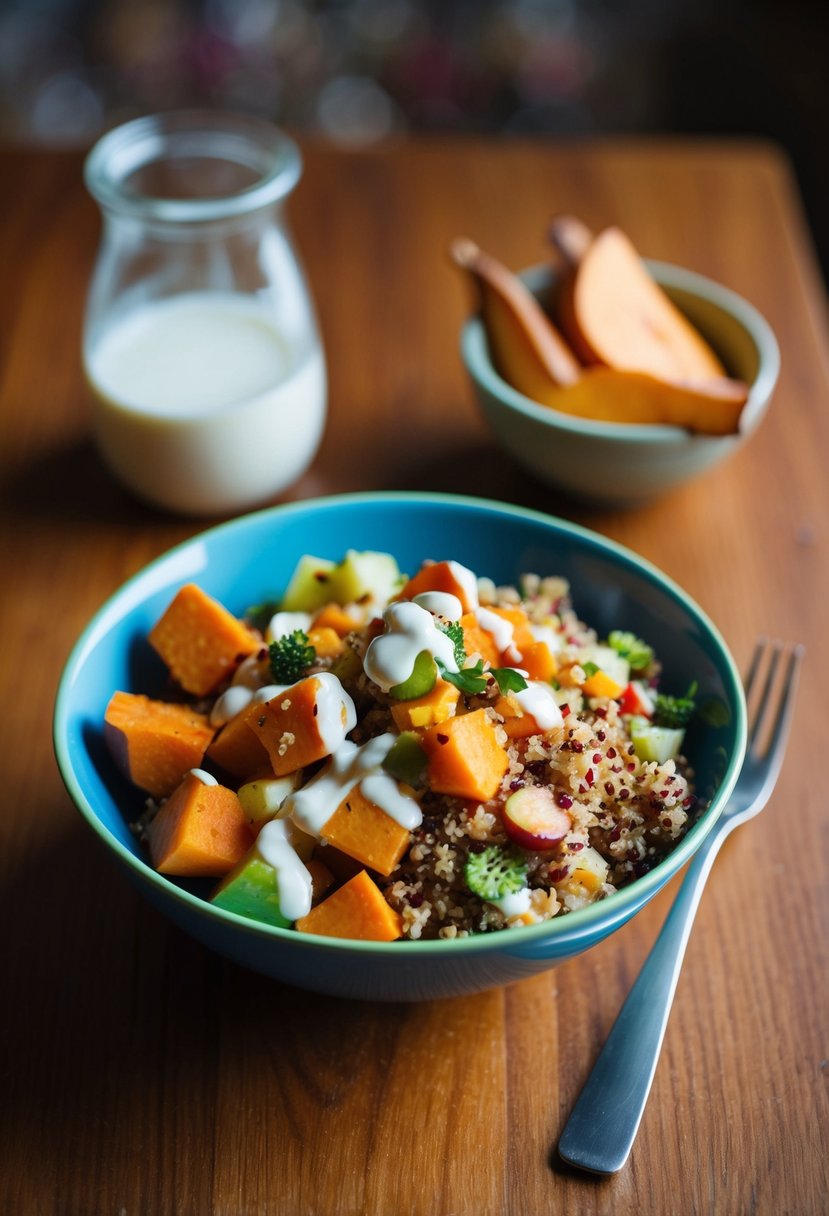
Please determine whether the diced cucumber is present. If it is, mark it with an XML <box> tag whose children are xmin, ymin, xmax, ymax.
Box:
<box><xmin>382</xmin><ymin>731</ymin><xmax>428</xmax><ymax>787</ymax></box>
<box><xmin>237</xmin><ymin>774</ymin><xmax>301</xmax><ymax>832</ymax></box>
<box><xmin>389</xmin><ymin>649</ymin><xmax>437</xmax><ymax>700</ymax></box>
<box><xmin>629</xmin><ymin>716</ymin><xmax>685</xmax><ymax>763</ymax></box>
<box><xmin>327</xmin><ymin>549</ymin><xmax>404</xmax><ymax>608</ymax></box>
<box><xmin>211</xmin><ymin>857</ymin><xmax>292</xmax><ymax>929</ymax></box>
<box><xmin>280</xmin><ymin>555</ymin><xmax>337</xmax><ymax>612</ymax></box>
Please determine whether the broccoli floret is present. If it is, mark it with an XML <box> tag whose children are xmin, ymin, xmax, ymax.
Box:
<box><xmin>653</xmin><ymin>681</ymin><xmax>697</xmax><ymax>728</ymax></box>
<box><xmin>608</xmin><ymin>630</ymin><xmax>654</xmax><ymax>673</ymax></box>
<box><xmin>268</xmin><ymin>630</ymin><xmax>316</xmax><ymax>684</ymax></box>
<box><xmin>464</xmin><ymin>844</ymin><xmax>528</xmax><ymax>902</ymax></box>
<box><xmin>440</xmin><ymin>620</ymin><xmax>467</xmax><ymax>667</ymax></box>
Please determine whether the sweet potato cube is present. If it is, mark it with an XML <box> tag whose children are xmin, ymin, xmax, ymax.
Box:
<box><xmin>295</xmin><ymin>870</ymin><xmax>403</xmax><ymax>941</ymax></box>
<box><xmin>459</xmin><ymin>612</ymin><xmax>500</xmax><ymax>665</ymax></box>
<box><xmin>311</xmin><ymin>603</ymin><xmax>361</xmax><ymax>637</ymax></box>
<box><xmin>390</xmin><ymin>678</ymin><xmax>461</xmax><ymax>731</ymax></box>
<box><xmin>149</xmin><ymin>583</ymin><xmax>260</xmax><ymax>696</ymax></box>
<box><xmin>321</xmin><ymin>783</ymin><xmax>412</xmax><ymax>877</ymax></box>
<box><xmin>205</xmin><ymin>700</ymin><xmax>271</xmax><ymax>781</ymax></box>
<box><xmin>307</xmin><ymin>625</ymin><xmax>344</xmax><ymax>659</ymax></box>
<box><xmin>421</xmin><ymin>708</ymin><xmax>509</xmax><ymax>802</ymax></box>
<box><xmin>249</xmin><ymin>675</ymin><xmax>354</xmax><ymax>776</ymax></box>
<box><xmin>104</xmin><ymin>691</ymin><xmax>215</xmax><ymax>798</ymax></box>
<box><xmin>399</xmin><ymin>561</ymin><xmax>478</xmax><ymax>612</ymax></box>
<box><xmin>494</xmin><ymin>693</ymin><xmax>541</xmax><ymax>740</ymax></box>
<box><xmin>147</xmin><ymin>773</ymin><xmax>254</xmax><ymax>877</ymax></box>
<box><xmin>519</xmin><ymin>640</ymin><xmax>557</xmax><ymax>683</ymax></box>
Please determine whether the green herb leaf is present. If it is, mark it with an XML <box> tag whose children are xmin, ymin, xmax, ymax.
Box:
<box><xmin>491</xmin><ymin>667</ymin><xmax>528</xmax><ymax>694</ymax></box>
<box><xmin>608</xmin><ymin>630</ymin><xmax>655</xmax><ymax>672</ymax></box>
<box><xmin>268</xmin><ymin>629</ymin><xmax>316</xmax><ymax>685</ymax></box>
<box><xmin>436</xmin><ymin>658</ymin><xmax>489</xmax><ymax>696</ymax></box>
<box><xmin>581</xmin><ymin>660</ymin><xmax>599</xmax><ymax>678</ymax></box>
<box><xmin>440</xmin><ymin>620</ymin><xmax>467</xmax><ymax>667</ymax></box>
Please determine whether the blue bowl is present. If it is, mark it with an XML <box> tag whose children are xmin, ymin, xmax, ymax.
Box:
<box><xmin>54</xmin><ymin>492</ymin><xmax>746</xmax><ymax>1001</ymax></box>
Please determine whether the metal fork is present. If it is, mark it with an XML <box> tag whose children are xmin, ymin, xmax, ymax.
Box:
<box><xmin>557</xmin><ymin>638</ymin><xmax>804</xmax><ymax>1175</ymax></box>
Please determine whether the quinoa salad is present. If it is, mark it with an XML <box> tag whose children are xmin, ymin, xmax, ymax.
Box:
<box><xmin>104</xmin><ymin>550</ymin><xmax>700</xmax><ymax>943</ymax></box>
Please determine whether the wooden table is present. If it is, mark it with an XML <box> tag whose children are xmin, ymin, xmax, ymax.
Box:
<box><xmin>1</xmin><ymin>137</ymin><xmax>827</xmax><ymax>1215</ymax></box>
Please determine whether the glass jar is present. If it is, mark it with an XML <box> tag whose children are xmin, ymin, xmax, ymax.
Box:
<box><xmin>83</xmin><ymin>111</ymin><xmax>326</xmax><ymax>516</ymax></box>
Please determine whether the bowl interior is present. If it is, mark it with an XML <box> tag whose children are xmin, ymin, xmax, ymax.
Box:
<box><xmin>55</xmin><ymin>493</ymin><xmax>746</xmax><ymax>953</ymax></box>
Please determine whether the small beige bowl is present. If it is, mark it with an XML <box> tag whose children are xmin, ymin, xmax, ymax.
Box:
<box><xmin>460</xmin><ymin>261</ymin><xmax>779</xmax><ymax>506</ymax></box>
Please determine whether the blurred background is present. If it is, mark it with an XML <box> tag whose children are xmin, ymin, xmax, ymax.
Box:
<box><xmin>1</xmin><ymin>0</ymin><xmax>826</xmax><ymax>273</ymax></box>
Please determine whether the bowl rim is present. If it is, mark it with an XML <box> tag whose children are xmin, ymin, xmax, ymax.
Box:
<box><xmin>53</xmin><ymin>490</ymin><xmax>747</xmax><ymax>957</ymax></box>
<box><xmin>460</xmin><ymin>258</ymin><xmax>780</xmax><ymax>445</ymax></box>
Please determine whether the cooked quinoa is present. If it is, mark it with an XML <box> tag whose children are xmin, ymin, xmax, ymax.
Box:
<box><xmin>308</xmin><ymin>571</ymin><xmax>697</xmax><ymax>941</ymax></box>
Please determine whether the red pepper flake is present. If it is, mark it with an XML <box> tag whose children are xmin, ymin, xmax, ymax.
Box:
<box><xmin>585</xmin><ymin>768</ymin><xmax>595</xmax><ymax>787</ymax></box>
<box><xmin>604</xmin><ymin>781</ymin><xmax>614</xmax><ymax>796</ymax></box>
<box><xmin>549</xmin><ymin>866</ymin><xmax>569</xmax><ymax>882</ymax></box>
<box><xmin>596</xmin><ymin>729</ymin><xmax>607</xmax><ymax>742</ymax></box>
<box><xmin>627</xmin><ymin>762</ymin><xmax>636</xmax><ymax>772</ymax></box>
<box><xmin>619</xmin><ymin>788</ymin><xmax>630</xmax><ymax>800</ymax></box>
<box><xmin>569</xmin><ymin>841</ymin><xmax>584</xmax><ymax>852</ymax></box>
<box><xmin>595</xmin><ymin>707</ymin><xmax>607</xmax><ymax>719</ymax></box>
<box><xmin>607</xmin><ymin>746</ymin><xmax>617</xmax><ymax>759</ymax></box>
<box><xmin>561</xmin><ymin>704</ymin><xmax>571</xmax><ymax>718</ymax></box>
<box><xmin>570</xmin><ymin>740</ymin><xmax>584</xmax><ymax>754</ymax></box>
<box><xmin>312</xmin><ymin>703</ymin><xmax>319</xmax><ymax>716</ymax></box>
<box><xmin>556</xmin><ymin>791</ymin><xmax>574</xmax><ymax>809</ymax></box>
<box><xmin>592</xmin><ymin>753</ymin><xmax>602</xmax><ymax>764</ymax></box>
<box><xmin>437</xmin><ymin>733</ymin><xmax>449</xmax><ymax>745</ymax></box>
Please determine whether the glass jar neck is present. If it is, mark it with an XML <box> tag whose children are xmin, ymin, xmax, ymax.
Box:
<box><xmin>85</xmin><ymin>110</ymin><xmax>302</xmax><ymax>229</ymax></box>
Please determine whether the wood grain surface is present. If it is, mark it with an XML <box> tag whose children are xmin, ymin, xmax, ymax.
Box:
<box><xmin>1</xmin><ymin>137</ymin><xmax>827</xmax><ymax>1216</ymax></box>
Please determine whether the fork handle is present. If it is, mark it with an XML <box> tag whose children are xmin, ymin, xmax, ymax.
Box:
<box><xmin>557</xmin><ymin>816</ymin><xmax>737</xmax><ymax>1175</ymax></box>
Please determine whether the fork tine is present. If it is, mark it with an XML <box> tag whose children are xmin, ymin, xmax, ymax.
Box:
<box><xmin>761</xmin><ymin>643</ymin><xmax>804</xmax><ymax>774</ymax></box>
<box><xmin>742</xmin><ymin>636</ymin><xmax>768</xmax><ymax>704</ymax></box>
<box><xmin>746</xmin><ymin>639</ymin><xmax>783</xmax><ymax>751</ymax></box>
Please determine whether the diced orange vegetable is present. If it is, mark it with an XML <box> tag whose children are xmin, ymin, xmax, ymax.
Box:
<box><xmin>307</xmin><ymin>625</ymin><xmax>344</xmax><ymax>659</ymax></box>
<box><xmin>398</xmin><ymin>561</ymin><xmax>477</xmax><ymax>612</ymax></box>
<box><xmin>390</xmin><ymin>678</ymin><xmax>461</xmax><ymax>731</ymax></box>
<box><xmin>493</xmin><ymin>693</ymin><xmax>541</xmax><ymax>740</ymax></box>
<box><xmin>147</xmin><ymin>773</ymin><xmax>254</xmax><ymax>877</ymax></box>
<box><xmin>572</xmin><ymin>867</ymin><xmax>604</xmax><ymax>894</ymax></box>
<box><xmin>321</xmin><ymin>782</ymin><xmax>413</xmax><ymax>876</ymax></box>
<box><xmin>421</xmin><ymin>709</ymin><xmax>509</xmax><ymax>802</ymax></box>
<box><xmin>295</xmin><ymin>870</ymin><xmax>403</xmax><ymax>941</ymax></box>
<box><xmin>249</xmin><ymin>676</ymin><xmax>350</xmax><ymax>776</ymax></box>
<box><xmin>459</xmin><ymin>612</ymin><xmax>500</xmax><ymax>665</ymax></box>
<box><xmin>582</xmin><ymin>669</ymin><xmax>625</xmax><ymax>699</ymax></box>
<box><xmin>518</xmin><ymin>640</ymin><xmax>556</xmax><ymax>682</ymax></box>
<box><xmin>305</xmin><ymin>857</ymin><xmax>335</xmax><ymax>903</ymax></box>
<box><xmin>205</xmin><ymin>700</ymin><xmax>271</xmax><ymax>781</ymax></box>
<box><xmin>149</xmin><ymin>583</ymin><xmax>260</xmax><ymax>696</ymax></box>
<box><xmin>104</xmin><ymin>691</ymin><xmax>215</xmax><ymax>799</ymax></box>
<box><xmin>311</xmin><ymin>603</ymin><xmax>361</xmax><ymax>637</ymax></box>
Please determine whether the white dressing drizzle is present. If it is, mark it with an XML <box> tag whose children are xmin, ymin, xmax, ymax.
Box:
<box><xmin>255</xmin><ymin>818</ymin><xmax>313</xmax><ymax>921</ymax></box>
<box><xmin>363</xmin><ymin>601</ymin><xmax>458</xmax><ymax>693</ymax></box>
<box><xmin>309</xmin><ymin>671</ymin><xmax>357</xmax><ymax>751</ymax></box>
<box><xmin>475</xmin><ymin>607</ymin><xmax>521</xmax><ymax>663</ymax></box>
<box><xmin>446</xmin><ymin>560</ymin><xmax>479</xmax><ymax>611</ymax></box>
<box><xmin>210</xmin><ymin>683</ymin><xmax>256</xmax><ymax>727</ymax></box>
<box><xmin>251</xmin><ymin>682</ymin><xmax>290</xmax><ymax>705</ymax></box>
<box><xmin>412</xmin><ymin>591</ymin><xmax>463</xmax><ymax>621</ymax></box>
<box><xmin>513</xmin><ymin>681</ymin><xmax>564</xmax><ymax>732</ymax></box>
<box><xmin>266</xmin><ymin>610</ymin><xmax>312</xmax><ymax>642</ymax></box>
<box><xmin>529</xmin><ymin>622</ymin><xmax>563</xmax><ymax>654</ymax></box>
<box><xmin>285</xmin><ymin>732</ymin><xmax>422</xmax><ymax>838</ymax></box>
<box><xmin>359</xmin><ymin>772</ymin><xmax>422</xmax><ymax>830</ymax></box>
<box><xmin>189</xmin><ymin>768</ymin><xmax>218</xmax><ymax>786</ymax></box>
<box><xmin>492</xmin><ymin>887</ymin><xmax>532</xmax><ymax>918</ymax></box>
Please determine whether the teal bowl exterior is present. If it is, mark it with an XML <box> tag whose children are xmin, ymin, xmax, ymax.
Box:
<box><xmin>461</xmin><ymin>262</ymin><xmax>780</xmax><ymax>506</ymax></box>
<box><xmin>54</xmin><ymin>492</ymin><xmax>746</xmax><ymax>1001</ymax></box>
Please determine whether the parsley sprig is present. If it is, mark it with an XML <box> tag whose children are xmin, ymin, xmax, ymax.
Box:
<box><xmin>653</xmin><ymin>681</ymin><xmax>697</xmax><ymax>728</ymax></box>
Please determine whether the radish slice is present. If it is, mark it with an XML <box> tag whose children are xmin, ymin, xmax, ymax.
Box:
<box><xmin>502</xmin><ymin>785</ymin><xmax>572</xmax><ymax>851</ymax></box>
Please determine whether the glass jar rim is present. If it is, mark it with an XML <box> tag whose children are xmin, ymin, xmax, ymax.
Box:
<box><xmin>84</xmin><ymin>110</ymin><xmax>302</xmax><ymax>223</ymax></box>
